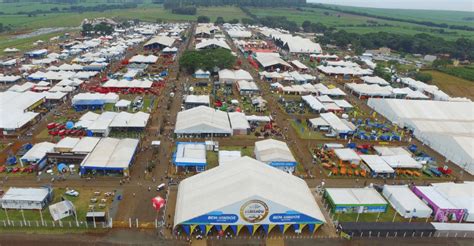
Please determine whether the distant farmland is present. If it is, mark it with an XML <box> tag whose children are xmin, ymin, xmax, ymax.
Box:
<box><xmin>423</xmin><ymin>70</ymin><xmax>474</xmax><ymax>100</ymax></box>
<box><xmin>247</xmin><ymin>7</ymin><xmax>474</xmax><ymax>40</ymax></box>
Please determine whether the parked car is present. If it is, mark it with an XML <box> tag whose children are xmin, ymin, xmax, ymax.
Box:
<box><xmin>65</xmin><ymin>190</ymin><xmax>79</xmax><ymax>197</ymax></box>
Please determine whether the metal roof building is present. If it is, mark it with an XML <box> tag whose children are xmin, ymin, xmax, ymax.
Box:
<box><xmin>79</xmin><ymin>137</ymin><xmax>139</xmax><ymax>176</ymax></box>
<box><xmin>1</xmin><ymin>187</ymin><xmax>52</xmax><ymax>210</ymax></box>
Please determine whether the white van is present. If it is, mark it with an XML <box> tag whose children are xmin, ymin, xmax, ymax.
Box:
<box><xmin>157</xmin><ymin>183</ymin><xmax>166</xmax><ymax>191</ymax></box>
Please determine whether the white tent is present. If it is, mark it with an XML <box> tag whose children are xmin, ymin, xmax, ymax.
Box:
<box><xmin>382</xmin><ymin>185</ymin><xmax>432</xmax><ymax>218</ymax></box>
<box><xmin>218</xmin><ymin>69</ymin><xmax>253</xmax><ymax>84</ymax></box>
<box><xmin>368</xmin><ymin>99</ymin><xmax>473</xmax><ymax>174</ymax></box>
<box><xmin>381</xmin><ymin>155</ymin><xmax>422</xmax><ymax>169</ymax></box>
<box><xmin>360</xmin><ymin>155</ymin><xmax>394</xmax><ymax>174</ymax></box>
<box><xmin>174</xmin><ymin>156</ymin><xmax>326</xmax><ymax>228</ymax></box>
<box><xmin>430</xmin><ymin>182</ymin><xmax>474</xmax><ymax>222</ymax></box>
<box><xmin>80</xmin><ymin>138</ymin><xmax>139</xmax><ymax>171</ymax></box>
<box><xmin>174</xmin><ymin>106</ymin><xmax>232</xmax><ymax>136</ymax></box>
<box><xmin>218</xmin><ymin>150</ymin><xmax>242</xmax><ymax>166</ymax></box>
<box><xmin>334</xmin><ymin>148</ymin><xmax>361</xmax><ymax>165</ymax></box>
<box><xmin>196</xmin><ymin>38</ymin><xmax>230</xmax><ymax>50</ymax></box>
<box><xmin>254</xmin><ymin>139</ymin><xmax>296</xmax><ymax>164</ymax></box>
<box><xmin>21</xmin><ymin>142</ymin><xmax>55</xmax><ymax>163</ymax></box>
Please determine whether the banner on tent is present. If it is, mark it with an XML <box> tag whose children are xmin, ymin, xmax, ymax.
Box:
<box><xmin>269</xmin><ymin>212</ymin><xmax>319</xmax><ymax>223</ymax></box>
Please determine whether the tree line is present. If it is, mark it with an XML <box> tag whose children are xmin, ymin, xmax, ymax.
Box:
<box><xmin>163</xmin><ymin>0</ymin><xmax>306</xmax><ymax>9</ymax></box>
<box><xmin>82</xmin><ymin>22</ymin><xmax>115</xmax><ymax>36</ymax></box>
<box><xmin>306</xmin><ymin>4</ymin><xmax>474</xmax><ymax>32</ymax></box>
<box><xmin>319</xmin><ymin>28</ymin><xmax>474</xmax><ymax>60</ymax></box>
<box><xmin>240</xmin><ymin>8</ymin><xmax>474</xmax><ymax>60</ymax></box>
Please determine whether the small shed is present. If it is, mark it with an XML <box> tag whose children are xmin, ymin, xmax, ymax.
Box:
<box><xmin>49</xmin><ymin>200</ymin><xmax>76</xmax><ymax>221</ymax></box>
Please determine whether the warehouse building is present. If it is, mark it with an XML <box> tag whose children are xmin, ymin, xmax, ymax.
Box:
<box><xmin>1</xmin><ymin>187</ymin><xmax>53</xmax><ymax>210</ymax></box>
<box><xmin>79</xmin><ymin>137</ymin><xmax>139</xmax><ymax>176</ymax></box>
<box><xmin>174</xmin><ymin>157</ymin><xmax>326</xmax><ymax>236</ymax></box>
<box><xmin>47</xmin><ymin>137</ymin><xmax>101</xmax><ymax>165</ymax></box>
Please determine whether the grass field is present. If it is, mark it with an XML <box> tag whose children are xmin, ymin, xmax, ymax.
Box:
<box><xmin>0</xmin><ymin>30</ymin><xmax>70</xmax><ymax>55</ymax></box>
<box><xmin>329</xmin><ymin>4</ymin><xmax>474</xmax><ymax>28</ymax></box>
<box><xmin>422</xmin><ymin>70</ymin><xmax>474</xmax><ymax>100</ymax></box>
<box><xmin>290</xmin><ymin>120</ymin><xmax>328</xmax><ymax>140</ymax></box>
<box><xmin>0</xmin><ymin>188</ymin><xmax>113</xmax><ymax>223</ymax></box>
<box><xmin>249</xmin><ymin>7</ymin><xmax>474</xmax><ymax>40</ymax></box>
<box><xmin>0</xmin><ymin>5</ymin><xmax>247</xmax><ymax>30</ymax></box>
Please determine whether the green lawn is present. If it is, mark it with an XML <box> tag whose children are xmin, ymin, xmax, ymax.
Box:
<box><xmin>290</xmin><ymin>120</ymin><xmax>328</xmax><ymax>140</ymax></box>
<box><xmin>206</xmin><ymin>151</ymin><xmax>218</xmax><ymax>169</ymax></box>
<box><xmin>0</xmin><ymin>188</ymin><xmax>113</xmax><ymax>224</ymax></box>
<box><xmin>0</xmin><ymin>30</ymin><xmax>70</xmax><ymax>56</ymax></box>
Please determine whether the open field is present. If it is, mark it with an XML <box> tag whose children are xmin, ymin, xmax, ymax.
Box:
<box><xmin>423</xmin><ymin>70</ymin><xmax>474</xmax><ymax>100</ymax></box>
<box><xmin>0</xmin><ymin>5</ymin><xmax>246</xmax><ymax>55</ymax></box>
<box><xmin>0</xmin><ymin>30</ymin><xmax>70</xmax><ymax>56</ymax></box>
<box><xmin>327</xmin><ymin>4</ymin><xmax>474</xmax><ymax>28</ymax></box>
<box><xmin>0</xmin><ymin>5</ymin><xmax>247</xmax><ymax>30</ymax></box>
<box><xmin>248</xmin><ymin>7</ymin><xmax>474</xmax><ymax>40</ymax></box>
<box><xmin>0</xmin><ymin>188</ymin><xmax>114</xmax><ymax>223</ymax></box>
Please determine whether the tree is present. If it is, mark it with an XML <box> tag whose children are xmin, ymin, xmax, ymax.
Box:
<box><xmin>171</xmin><ymin>7</ymin><xmax>196</xmax><ymax>15</ymax></box>
<box><xmin>373</xmin><ymin>64</ymin><xmax>391</xmax><ymax>82</ymax></box>
<box><xmin>180</xmin><ymin>48</ymin><xmax>236</xmax><ymax>73</ymax></box>
<box><xmin>241</xmin><ymin>18</ymin><xmax>255</xmax><ymax>25</ymax></box>
<box><xmin>81</xmin><ymin>23</ymin><xmax>93</xmax><ymax>36</ymax></box>
<box><xmin>94</xmin><ymin>22</ymin><xmax>114</xmax><ymax>35</ymax></box>
<box><xmin>215</xmin><ymin>17</ymin><xmax>225</xmax><ymax>25</ymax></box>
<box><xmin>415</xmin><ymin>72</ymin><xmax>433</xmax><ymax>83</ymax></box>
<box><xmin>197</xmin><ymin>16</ymin><xmax>210</xmax><ymax>23</ymax></box>
<box><xmin>432</xmin><ymin>58</ymin><xmax>451</xmax><ymax>68</ymax></box>
<box><xmin>228</xmin><ymin>19</ymin><xmax>239</xmax><ymax>24</ymax></box>
<box><xmin>302</xmin><ymin>20</ymin><xmax>311</xmax><ymax>32</ymax></box>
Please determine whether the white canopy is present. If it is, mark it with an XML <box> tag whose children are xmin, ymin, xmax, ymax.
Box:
<box><xmin>382</xmin><ymin>185</ymin><xmax>432</xmax><ymax>218</ymax></box>
<box><xmin>80</xmin><ymin>138</ymin><xmax>139</xmax><ymax>170</ymax></box>
<box><xmin>174</xmin><ymin>156</ymin><xmax>326</xmax><ymax>226</ymax></box>
<box><xmin>360</xmin><ymin>155</ymin><xmax>394</xmax><ymax>173</ymax></box>
<box><xmin>334</xmin><ymin>148</ymin><xmax>361</xmax><ymax>164</ymax></box>
<box><xmin>254</xmin><ymin>139</ymin><xmax>296</xmax><ymax>164</ymax></box>
<box><xmin>175</xmin><ymin>106</ymin><xmax>232</xmax><ymax>135</ymax></box>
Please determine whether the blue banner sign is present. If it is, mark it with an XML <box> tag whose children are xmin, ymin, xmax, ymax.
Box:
<box><xmin>269</xmin><ymin>212</ymin><xmax>318</xmax><ymax>223</ymax></box>
<box><xmin>186</xmin><ymin>213</ymin><xmax>239</xmax><ymax>224</ymax></box>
